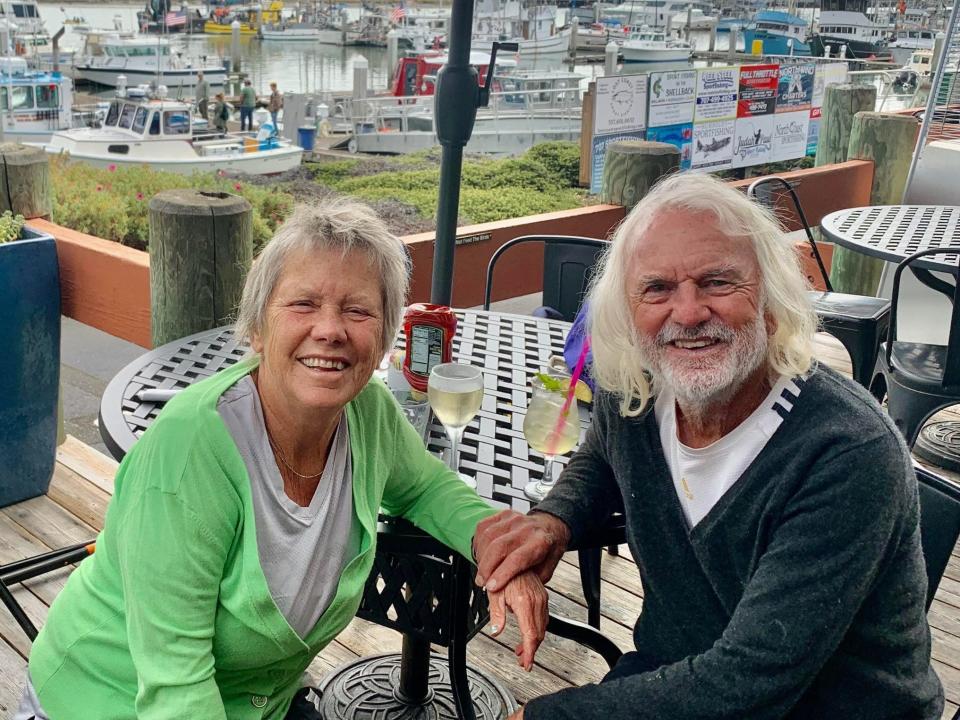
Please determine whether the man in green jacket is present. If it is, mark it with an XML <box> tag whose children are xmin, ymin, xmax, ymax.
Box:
<box><xmin>240</xmin><ymin>78</ymin><xmax>256</xmax><ymax>132</ymax></box>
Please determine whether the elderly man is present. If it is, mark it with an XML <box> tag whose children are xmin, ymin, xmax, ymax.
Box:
<box><xmin>474</xmin><ymin>173</ymin><xmax>943</xmax><ymax>720</ymax></box>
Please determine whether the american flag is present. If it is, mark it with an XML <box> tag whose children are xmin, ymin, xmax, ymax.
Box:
<box><xmin>165</xmin><ymin>11</ymin><xmax>186</xmax><ymax>27</ymax></box>
<box><xmin>390</xmin><ymin>5</ymin><xmax>406</xmax><ymax>22</ymax></box>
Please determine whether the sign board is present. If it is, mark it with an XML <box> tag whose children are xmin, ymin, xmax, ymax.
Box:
<box><xmin>594</xmin><ymin>74</ymin><xmax>649</xmax><ymax>135</ymax></box>
<box><xmin>590</xmin><ymin>130</ymin><xmax>647</xmax><ymax>194</ymax></box>
<box><xmin>776</xmin><ymin>62</ymin><xmax>815</xmax><ymax>113</ymax></box>
<box><xmin>646</xmin><ymin>123</ymin><xmax>694</xmax><ymax>170</ymax></box>
<box><xmin>648</xmin><ymin>70</ymin><xmax>697</xmax><ymax>127</ymax></box>
<box><xmin>691</xmin><ymin>119</ymin><xmax>735</xmax><ymax>172</ymax></box>
<box><xmin>732</xmin><ymin>114</ymin><xmax>775</xmax><ymax>168</ymax></box>
<box><xmin>737</xmin><ymin>64</ymin><xmax>779</xmax><ymax>118</ymax></box>
<box><xmin>771</xmin><ymin>110</ymin><xmax>812</xmax><ymax>162</ymax></box>
<box><xmin>694</xmin><ymin>67</ymin><xmax>739</xmax><ymax>122</ymax></box>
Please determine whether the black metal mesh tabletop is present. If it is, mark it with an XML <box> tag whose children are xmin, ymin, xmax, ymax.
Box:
<box><xmin>98</xmin><ymin>309</ymin><xmax>585</xmax><ymax>516</ymax></box>
<box><xmin>820</xmin><ymin>205</ymin><xmax>960</xmax><ymax>269</ymax></box>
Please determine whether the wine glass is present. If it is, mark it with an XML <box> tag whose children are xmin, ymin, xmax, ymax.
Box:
<box><xmin>523</xmin><ymin>370</ymin><xmax>581</xmax><ymax>502</ymax></box>
<box><xmin>427</xmin><ymin>363</ymin><xmax>484</xmax><ymax>488</ymax></box>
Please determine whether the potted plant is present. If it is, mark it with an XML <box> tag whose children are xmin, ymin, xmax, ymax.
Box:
<box><xmin>0</xmin><ymin>211</ymin><xmax>61</xmax><ymax>507</ymax></box>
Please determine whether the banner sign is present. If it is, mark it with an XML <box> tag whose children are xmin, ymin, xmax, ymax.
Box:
<box><xmin>694</xmin><ymin>67</ymin><xmax>739</xmax><ymax>122</ymax></box>
<box><xmin>771</xmin><ymin>110</ymin><xmax>812</xmax><ymax>162</ymax></box>
<box><xmin>691</xmin><ymin>119</ymin><xmax>735</xmax><ymax>172</ymax></box>
<box><xmin>646</xmin><ymin>123</ymin><xmax>694</xmax><ymax>170</ymax></box>
<box><xmin>776</xmin><ymin>62</ymin><xmax>815</xmax><ymax>112</ymax></box>
<box><xmin>595</xmin><ymin>74</ymin><xmax>648</xmax><ymax>135</ymax></box>
<box><xmin>732</xmin><ymin>115</ymin><xmax>774</xmax><ymax>168</ymax></box>
<box><xmin>737</xmin><ymin>64</ymin><xmax>779</xmax><ymax>117</ymax></box>
<box><xmin>648</xmin><ymin>70</ymin><xmax>697</xmax><ymax>127</ymax></box>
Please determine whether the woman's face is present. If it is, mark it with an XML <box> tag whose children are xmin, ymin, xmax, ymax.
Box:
<box><xmin>252</xmin><ymin>246</ymin><xmax>384</xmax><ymax>421</ymax></box>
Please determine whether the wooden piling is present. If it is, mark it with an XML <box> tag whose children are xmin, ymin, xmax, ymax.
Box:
<box><xmin>813</xmin><ymin>84</ymin><xmax>876</xmax><ymax>167</ymax></box>
<box><xmin>148</xmin><ymin>189</ymin><xmax>253</xmax><ymax>347</ymax></box>
<box><xmin>0</xmin><ymin>144</ymin><xmax>51</xmax><ymax>219</ymax></box>
<box><xmin>600</xmin><ymin>141</ymin><xmax>680</xmax><ymax>210</ymax></box>
<box><xmin>828</xmin><ymin>112</ymin><xmax>919</xmax><ymax>295</ymax></box>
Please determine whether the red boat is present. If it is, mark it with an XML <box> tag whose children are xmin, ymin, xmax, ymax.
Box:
<box><xmin>387</xmin><ymin>51</ymin><xmax>518</xmax><ymax>97</ymax></box>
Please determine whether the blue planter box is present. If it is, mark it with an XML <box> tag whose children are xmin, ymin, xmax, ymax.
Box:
<box><xmin>0</xmin><ymin>226</ymin><xmax>60</xmax><ymax>508</ymax></box>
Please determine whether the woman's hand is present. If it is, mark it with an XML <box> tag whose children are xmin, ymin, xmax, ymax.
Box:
<box><xmin>487</xmin><ymin>571</ymin><xmax>549</xmax><ymax>672</ymax></box>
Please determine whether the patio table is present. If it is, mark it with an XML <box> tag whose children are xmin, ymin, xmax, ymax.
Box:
<box><xmin>819</xmin><ymin>204</ymin><xmax>960</xmax><ymax>470</ymax></box>
<box><xmin>99</xmin><ymin>309</ymin><xmax>625</xmax><ymax>720</ymax></box>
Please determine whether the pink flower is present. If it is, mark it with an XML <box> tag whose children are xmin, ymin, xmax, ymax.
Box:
<box><xmin>136</xmin><ymin>192</ymin><xmax>144</xmax><ymax>200</ymax></box>
<box><xmin>233</xmin><ymin>183</ymin><xmax>242</xmax><ymax>191</ymax></box>
<box><xmin>107</xmin><ymin>164</ymin><xmax>117</xmax><ymax>172</ymax></box>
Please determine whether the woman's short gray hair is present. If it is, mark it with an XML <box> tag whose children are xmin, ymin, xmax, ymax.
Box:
<box><xmin>235</xmin><ymin>198</ymin><xmax>411</xmax><ymax>354</ymax></box>
<box><xmin>589</xmin><ymin>172</ymin><xmax>818</xmax><ymax>417</ymax></box>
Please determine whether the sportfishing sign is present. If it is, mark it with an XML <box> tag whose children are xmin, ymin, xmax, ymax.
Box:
<box><xmin>694</xmin><ymin>67</ymin><xmax>738</xmax><ymax>122</ymax></box>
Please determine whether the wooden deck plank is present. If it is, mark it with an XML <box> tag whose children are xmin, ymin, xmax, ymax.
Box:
<box><xmin>0</xmin><ymin>635</ymin><xmax>27</xmax><ymax>716</ymax></box>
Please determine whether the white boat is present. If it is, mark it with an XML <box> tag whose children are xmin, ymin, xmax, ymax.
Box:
<box><xmin>43</xmin><ymin>92</ymin><xmax>303</xmax><ymax>176</ymax></box>
<box><xmin>888</xmin><ymin>26</ymin><xmax>937</xmax><ymax>65</ymax></box>
<box><xmin>344</xmin><ymin>70</ymin><xmax>583</xmax><ymax>155</ymax></box>
<box><xmin>621</xmin><ymin>27</ymin><xmax>692</xmax><ymax>62</ymax></box>
<box><xmin>473</xmin><ymin>0</ymin><xmax>572</xmax><ymax>57</ymax></box>
<box><xmin>0</xmin><ymin>56</ymin><xmax>75</xmax><ymax>143</ymax></box>
<box><xmin>0</xmin><ymin>0</ymin><xmax>48</xmax><ymax>47</ymax></box>
<box><xmin>670</xmin><ymin>7</ymin><xmax>717</xmax><ymax>30</ymax></box>
<box><xmin>391</xmin><ymin>7</ymin><xmax>450</xmax><ymax>50</ymax></box>
<box><xmin>72</xmin><ymin>31</ymin><xmax>228</xmax><ymax>89</ymax></box>
<box><xmin>260</xmin><ymin>22</ymin><xmax>345</xmax><ymax>42</ymax></box>
<box><xmin>602</xmin><ymin>0</ymin><xmax>713</xmax><ymax>29</ymax></box>
<box><xmin>569</xmin><ymin>21</ymin><xmax>629</xmax><ymax>51</ymax></box>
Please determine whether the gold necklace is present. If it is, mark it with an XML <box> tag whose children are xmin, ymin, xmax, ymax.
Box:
<box><xmin>266</xmin><ymin>430</ymin><xmax>324</xmax><ymax>480</ymax></box>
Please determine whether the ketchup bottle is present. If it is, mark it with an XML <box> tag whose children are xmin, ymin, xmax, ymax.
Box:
<box><xmin>402</xmin><ymin>303</ymin><xmax>457</xmax><ymax>393</ymax></box>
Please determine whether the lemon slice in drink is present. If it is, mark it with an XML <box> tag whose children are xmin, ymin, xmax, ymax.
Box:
<box><xmin>535</xmin><ymin>373</ymin><xmax>593</xmax><ymax>404</ymax></box>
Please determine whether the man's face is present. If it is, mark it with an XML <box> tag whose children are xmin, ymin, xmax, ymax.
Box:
<box><xmin>626</xmin><ymin>209</ymin><xmax>771</xmax><ymax>407</ymax></box>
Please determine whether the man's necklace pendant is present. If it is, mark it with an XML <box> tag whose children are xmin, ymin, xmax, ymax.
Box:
<box><xmin>680</xmin><ymin>477</ymin><xmax>694</xmax><ymax>500</ymax></box>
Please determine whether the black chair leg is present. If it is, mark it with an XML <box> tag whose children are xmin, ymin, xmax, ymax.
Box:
<box><xmin>826</xmin><ymin>318</ymin><xmax>889</xmax><ymax>391</ymax></box>
<box><xmin>606</xmin><ymin>543</ymin><xmax>619</xmax><ymax>557</ymax></box>
<box><xmin>578</xmin><ymin>547</ymin><xmax>602</xmax><ymax>629</ymax></box>
<box><xmin>448</xmin><ymin>636</ymin><xmax>476</xmax><ymax>720</ymax></box>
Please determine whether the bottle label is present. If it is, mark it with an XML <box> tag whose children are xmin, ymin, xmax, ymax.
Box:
<box><xmin>409</xmin><ymin>324</ymin><xmax>444</xmax><ymax>377</ymax></box>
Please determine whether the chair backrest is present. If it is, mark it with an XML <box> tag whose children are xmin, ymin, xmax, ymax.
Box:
<box><xmin>916</xmin><ymin>465</ymin><xmax>960</xmax><ymax>611</ymax></box>
<box><xmin>746</xmin><ymin>176</ymin><xmax>833</xmax><ymax>291</ymax></box>
<box><xmin>483</xmin><ymin>235</ymin><xmax>607</xmax><ymax>322</ymax></box>
<box><xmin>886</xmin><ymin>247</ymin><xmax>960</xmax><ymax>389</ymax></box>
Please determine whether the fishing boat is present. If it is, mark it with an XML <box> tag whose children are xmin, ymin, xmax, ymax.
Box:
<box><xmin>569</xmin><ymin>20</ymin><xmax>629</xmax><ymax>51</ymax></box>
<box><xmin>204</xmin><ymin>2</ymin><xmax>282</xmax><ymax>35</ymax></box>
<box><xmin>0</xmin><ymin>56</ymin><xmax>75</xmax><ymax>143</ymax></box>
<box><xmin>620</xmin><ymin>26</ymin><xmax>692</xmax><ymax>62</ymax></box>
<box><xmin>72</xmin><ymin>32</ymin><xmax>228</xmax><ymax>89</ymax></box>
<box><xmin>473</xmin><ymin>0</ymin><xmax>571</xmax><ymax>57</ymax></box>
<box><xmin>602</xmin><ymin>0</ymin><xmax>713</xmax><ymax>29</ymax></box>
<box><xmin>387</xmin><ymin>50</ymin><xmax>517</xmax><ymax>97</ymax></box>
<box><xmin>742</xmin><ymin>10</ymin><xmax>812</xmax><ymax>55</ymax></box>
<box><xmin>43</xmin><ymin>90</ymin><xmax>303</xmax><ymax>175</ymax></box>
<box><xmin>670</xmin><ymin>7</ymin><xmax>718</xmax><ymax>30</ymax></box>
<box><xmin>341</xmin><ymin>70</ymin><xmax>583</xmax><ymax>155</ymax></box>
<box><xmin>0</xmin><ymin>0</ymin><xmax>48</xmax><ymax>47</ymax></box>
<box><xmin>887</xmin><ymin>26</ymin><xmax>936</xmax><ymax>65</ymax></box>
<box><xmin>808</xmin><ymin>0</ymin><xmax>889</xmax><ymax>60</ymax></box>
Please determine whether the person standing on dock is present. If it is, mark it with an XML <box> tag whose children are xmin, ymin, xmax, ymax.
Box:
<box><xmin>239</xmin><ymin>79</ymin><xmax>256</xmax><ymax>132</ymax></box>
<box><xmin>268</xmin><ymin>81</ymin><xmax>283</xmax><ymax>130</ymax></box>
<box><xmin>195</xmin><ymin>72</ymin><xmax>209</xmax><ymax>121</ymax></box>
<box><xmin>213</xmin><ymin>92</ymin><xmax>229</xmax><ymax>134</ymax></box>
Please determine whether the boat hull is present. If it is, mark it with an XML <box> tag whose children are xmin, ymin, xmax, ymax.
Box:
<box><xmin>43</xmin><ymin>145</ymin><xmax>303</xmax><ymax>176</ymax></box>
<box><xmin>204</xmin><ymin>22</ymin><xmax>258</xmax><ymax>35</ymax></box>
<box><xmin>621</xmin><ymin>46</ymin><xmax>692</xmax><ymax>62</ymax></box>
<box><xmin>741</xmin><ymin>29</ymin><xmax>812</xmax><ymax>55</ymax></box>
<box><xmin>261</xmin><ymin>27</ymin><xmax>344</xmax><ymax>42</ymax></box>
<box><xmin>808</xmin><ymin>34</ymin><xmax>888</xmax><ymax>59</ymax></box>
<box><xmin>473</xmin><ymin>28</ymin><xmax>571</xmax><ymax>57</ymax></box>
<box><xmin>72</xmin><ymin>66</ymin><xmax>228</xmax><ymax>89</ymax></box>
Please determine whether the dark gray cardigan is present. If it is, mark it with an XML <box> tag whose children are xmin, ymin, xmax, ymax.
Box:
<box><xmin>529</xmin><ymin>365</ymin><xmax>943</xmax><ymax>720</ymax></box>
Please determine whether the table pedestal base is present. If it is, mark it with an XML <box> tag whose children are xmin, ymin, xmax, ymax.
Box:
<box><xmin>915</xmin><ymin>421</ymin><xmax>960</xmax><ymax>473</ymax></box>
<box><xmin>318</xmin><ymin>652</ymin><xmax>517</xmax><ymax>720</ymax></box>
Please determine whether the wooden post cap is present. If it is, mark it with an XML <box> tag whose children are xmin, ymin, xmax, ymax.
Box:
<box><xmin>0</xmin><ymin>143</ymin><xmax>51</xmax><ymax>219</ymax></box>
<box><xmin>148</xmin><ymin>189</ymin><xmax>253</xmax><ymax>347</ymax></box>
<box><xmin>601</xmin><ymin>141</ymin><xmax>681</xmax><ymax>210</ymax></box>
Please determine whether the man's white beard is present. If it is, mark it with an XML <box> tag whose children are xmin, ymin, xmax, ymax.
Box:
<box><xmin>637</xmin><ymin>312</ymin><xmax>769</xmax><ymax>411</ymax></box>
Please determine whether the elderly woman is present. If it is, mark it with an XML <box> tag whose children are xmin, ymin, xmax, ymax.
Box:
<box><xmin>19</xmin><ymin>200</ymin><xmax>546</xmax><ymax>719</ymax></box>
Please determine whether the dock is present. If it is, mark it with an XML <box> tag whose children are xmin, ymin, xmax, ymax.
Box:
<box><xmin>0</xmin><ymin>333</ymin><xmax>957</xmax><ymax>718</ymax></box>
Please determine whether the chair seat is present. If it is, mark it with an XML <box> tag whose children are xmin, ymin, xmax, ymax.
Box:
<box><xmin>883</xmin><ymin>340</ymin><xmax>960</xmax><ymax>393</ymax></box>
<box><xmin>808</xmin><ymin>291</ymin><xmax>891</xmax><ymax>321</ymax></box>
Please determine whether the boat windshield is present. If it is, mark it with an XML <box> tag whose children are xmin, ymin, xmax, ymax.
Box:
<box><xmin>132</xmin><ymin>106</ymin><xmax>149</xmax><ymax>134</ymax></box>
<box><xmin>12</xmin><ymin>4</ymin><xmax>39</xmax><ymax>17</ymax></box>
<box><xmin>105</xmin><ymin>100</ymin><xmax>120</xmax><ymax>126</ymax></box>
<box><xmin>163</xmin><ymin>110</ymin><xmax>190</xmax><ymax>135</ymax></box>
<box><xmin>35</xmin><ymin>84</ymin><xmax>58</xmax><ymax>109</ymax></box>
<box><xmin>118</xmin><ymin>103</ymin><xmax>137</xmax><ymax>130</ymax></box>
<box><xmin>0</xmin><ymin>86</ymin><xmax>33</xmax><ymax>111</ymax></box>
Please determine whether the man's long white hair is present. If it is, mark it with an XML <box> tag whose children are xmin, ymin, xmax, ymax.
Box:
<box><xmin>589</xmin><ymin>172</ymin><xmax>818</xmax><ymax>417</ymax></box>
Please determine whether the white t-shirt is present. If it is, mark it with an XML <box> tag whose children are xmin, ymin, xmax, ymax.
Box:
<box><xmin>655</xmin><ymin>375</ymin><xmax>804</xmax><ymax>529</ymax></box>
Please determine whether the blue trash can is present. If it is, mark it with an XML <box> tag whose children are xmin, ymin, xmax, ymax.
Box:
<box><xmin>298</xmin><ymin>125</ymin><xmax>316</xmax><ymax>152</ymax></box>
<box><xmin>0</xmin><ymin>227</ymin><xmax>60</xmax><ymax>507</ymax></box>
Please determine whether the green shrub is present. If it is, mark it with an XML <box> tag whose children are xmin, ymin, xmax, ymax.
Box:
<box><xmin>51</xmin><ymin>158</ymin><xmax>294</xmax><ymax>251</ymax></box>
<box><xmin>0</xmin><ymin>211</ymin><xmax>26</xmax><ymax>244</ymax></box>
<box><xmin>523</xmin><ymin>142</ymin><xmax>581</xmax><ymax>187</ymax></box>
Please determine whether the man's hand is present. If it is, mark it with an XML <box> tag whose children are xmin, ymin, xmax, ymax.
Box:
<box><xmin>474</xmin><ymin>510</ymin><xmax>571</xmax><ymax>592</ymax></box>
<box><xmin>488</xmin><ymin>572</ymin><xmax>549</xmax><ymax>671</ymax></box>
<box><xmin>507</xmin><ymin>708</ymin><xmax>525</xmax><ymax>720</ymax></box>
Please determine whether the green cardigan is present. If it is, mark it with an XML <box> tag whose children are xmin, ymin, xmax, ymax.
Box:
<box><xmin>29</xmin><ymin>358</ymin><xmax>496</xmax><ymax>719</ymax></box>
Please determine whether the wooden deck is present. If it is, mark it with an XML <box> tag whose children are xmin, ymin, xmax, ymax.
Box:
<box><xmin>1</xmin><ymin>334</ymin><xmax>959</xmax><ymax>718</ymax></box>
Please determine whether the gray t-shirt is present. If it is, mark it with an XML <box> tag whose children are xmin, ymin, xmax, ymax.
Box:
<box><xmin>218</xmin><ymin>376</ymin><xmax>361</xmax><ymax>638</ymax></box>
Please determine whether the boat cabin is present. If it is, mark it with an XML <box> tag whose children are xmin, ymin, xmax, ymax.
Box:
<box><xmin>0</xmin><ymin>56</ymin><xmax>73</xmax><ymax>140</ymax></box>
<box><xmin>749</xmin><ymin>11</ymin><xmax>808</xmax><ymax>40</ymax></box>
<box><xmin>81</xmin><ymin>33</ymin><xmax>176</xmax><ymax>60</ymax></box>
<box><xmin>388</xmin><ymin>51</ymin><xmax>516</xmax><ymax>97</ymax></box>
<box><xmin>100</xmin><ymin>97</ymin><xmax>192</xmax><ymax>146</ymax></box>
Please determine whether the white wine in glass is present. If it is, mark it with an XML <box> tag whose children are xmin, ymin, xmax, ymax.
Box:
<box><xmin>428</xmin><ymin>363</ymin><xmax>484</xmax><ymax>488</ymax></box>
<box><xmin>523</xmin><ymin>373</ymin><xmax>581</xmax><ymax>502</ymax></box>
